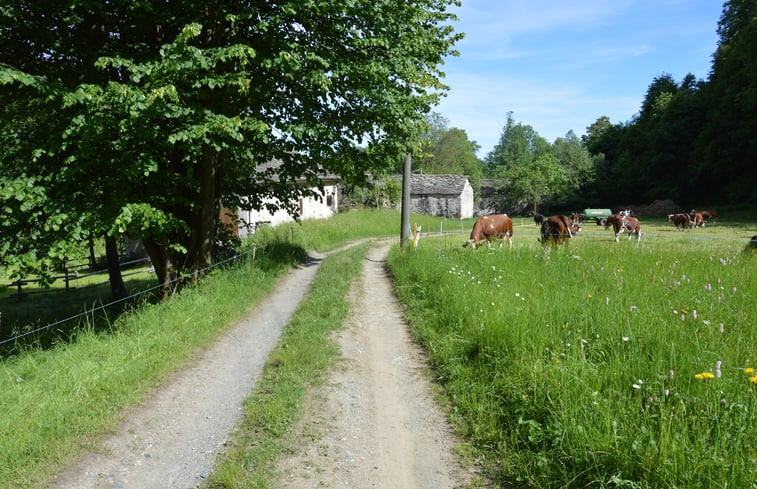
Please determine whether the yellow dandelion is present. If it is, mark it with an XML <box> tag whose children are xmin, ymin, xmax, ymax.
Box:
<box><xmin>749</xmin><ymin>375</ymin><xmax>757</xmax><ymax>385</ymax></box>
<box><xmin>744</xmin><ymin>367</ymin><xmax>755</xmax><ymax>375</ymax></box>
<box><xmin>694</xmin><ymin>372</ymin><xmax>715</xmax><ymax>380</ymax></box>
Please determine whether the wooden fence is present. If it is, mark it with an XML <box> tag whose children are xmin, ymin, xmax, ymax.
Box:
<box><xmin>2</xmin><ymin>258</ymin><xmax>152</xmax><ymax>300</ymax></box>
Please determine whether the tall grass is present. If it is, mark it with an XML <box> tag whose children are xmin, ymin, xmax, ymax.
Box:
<box><xmin>388</xmin><ymin>230</ymin><xmax>756</xmax><ymax>488</ymax></box>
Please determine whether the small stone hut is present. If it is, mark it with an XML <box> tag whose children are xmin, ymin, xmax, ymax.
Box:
<box><xmin>397</xmin><ymin>174</ymin><xmax>474</xmax><ymax>218</ymax></box>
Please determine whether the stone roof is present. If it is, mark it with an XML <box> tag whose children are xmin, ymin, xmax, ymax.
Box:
<box><xmin>391</xmin><ymin>174</ymin><xmax>471</xmax><ymax>195</ymax></box>
<box><xmin>256</xmin><ymin>157</ymin><xmax>340</xmax><ymax>184</ymax></box>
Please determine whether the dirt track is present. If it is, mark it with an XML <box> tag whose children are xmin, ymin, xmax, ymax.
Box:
<box><xmin>48</xmin><ymin>241</ymin><xmax>474</xmax><ymax>488</ymax></box>
<box><xmin>276</xmin><ymin>242</ymin><xmax>474</xmax><ymax>488</ymax></box>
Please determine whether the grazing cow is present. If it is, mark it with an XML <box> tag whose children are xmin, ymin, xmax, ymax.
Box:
<box><xmin>696</xmin><ymin>209</ymin><xmax>718</xmax><ymax>224</ymax></box>
<box><xmin>464</xmin><ymin>214</ymin><xmax>513</xmax><ymax>249</ymax></box>
<box><xmin>668</xmin><ymin>213</ymin><xmax>691</xmax><ymax>231</ymax></box>
<box><xmin>540</xmin><ymin>215</ymin><xmax>581</xmax><ymax>245</ymax></box>
<box><xmin>534</xmin><ymin>213</ymin><xmax>544</xmax><ymax>227</ymax></box>
<box><xmin>605</xmin><ymin>214</ymin><xmax>642</xmax><ymax>242</ymax></box>
<box><xmin>689</xmin><ymin>212</ymin><xmax>705</xmax><ymax>228</ymax></box>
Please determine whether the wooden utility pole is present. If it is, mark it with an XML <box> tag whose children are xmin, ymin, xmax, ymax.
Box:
<box><xmin>400</xmin><ymin>153</ymin><xmax>412</xmax><ymax>246</ymax></box>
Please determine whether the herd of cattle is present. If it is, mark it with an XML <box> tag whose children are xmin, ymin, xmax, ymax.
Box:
<box><xmin>464</xmin><ymin>208</ymin><xmax>725</xmax><ymax>249</ymax></box>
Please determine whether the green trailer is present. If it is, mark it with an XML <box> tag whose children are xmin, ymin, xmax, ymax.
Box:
<box><xmin>583</xmin><ymin>208</ymin><xmax>613</xmax><ymax>226</ymax></box>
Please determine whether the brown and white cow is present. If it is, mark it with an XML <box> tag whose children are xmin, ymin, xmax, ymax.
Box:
<box><xmin>695</xmin><ymin>209</ymin><xmax>718</xmax><ymax>224</ymax></box>
<box><xmin>689</xmin><ymin>212</ymin><xmax>705</xmax><ymax>228</ymax></box>
<box><xmin>539</xmin><ymin>215</ymin><xmax>581</xmax><ymax>245</ymax></box>
<box><xmin>668</xmin><ymin>213</ymin><xmax>691</xmax><ymax>231</ymax></box>
<box><xmin>605</xmin><ymin>214</ymin><xmax>642</xmax><ymax>242</ymax></box>
<box><xmin>464</xmin><ymin>214</ymin><xmax>513</xmax><ymax>249</ymax></box>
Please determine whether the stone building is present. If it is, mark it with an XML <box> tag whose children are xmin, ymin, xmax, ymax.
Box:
<box><xmin>397</xmin><ymin>174</ymin><xmax>474</xmax><ymax>218</ymax></box>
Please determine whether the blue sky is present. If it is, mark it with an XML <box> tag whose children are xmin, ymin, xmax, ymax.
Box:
<box><xmin>434</xmin><ymin>1</ymin><xmax>724</xmax><ymax>158</ymax></box>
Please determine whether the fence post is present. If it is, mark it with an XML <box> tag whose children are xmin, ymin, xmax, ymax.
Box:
<box><xmin>250</xmin><ymin>243</ymin><xmax>257</xmax><ymax>276</ymax></box>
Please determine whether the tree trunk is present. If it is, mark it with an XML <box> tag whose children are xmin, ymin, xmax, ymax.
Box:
<box><xmin>105</xmin><ymin>236</ymin><xmax>127</xmax><ymax>300</ymax></box>
<box><xmin>88</xmin><ymin>238</ymin><xmax>98</xmax><ymax>270</ymax></box>
<box><xmin>185</xmin><ymin>149</ymin><xmax>221</xmax><ymax>276</ymax></box>
<box><xmin>142</xmin><ymin>238</ymin><xmax>175</xmax><ymax>301</ymax></box>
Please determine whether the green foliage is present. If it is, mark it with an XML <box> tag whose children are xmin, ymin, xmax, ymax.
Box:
<box><xmin>388</xmin><ymin>224</ymin><xmax>756</xmax><ymax>487</ymax></box>
<box><xmin>486</xmin><ymin>111</ymin><xmax>551</xmax><ymax>175</ymax></box>
<box><xmin>0</xmin><ymin>0</ymin><xmax>463</xmax><ymax>292</ymax></box>
<box><xmin>506</xmin><ymin>153</ymin><xmax>568</xmax><ymax>214</ymax></box>
<box><xmin>581</xmin><ymin>1</ymin><xmax>756</xmax><ymax>207</ymax></box>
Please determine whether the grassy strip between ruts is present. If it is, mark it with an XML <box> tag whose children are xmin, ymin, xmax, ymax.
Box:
<box><xmin>202</xmin><ymin>241</ymin><xmax>371</xmax><ymax>488</ymax></box>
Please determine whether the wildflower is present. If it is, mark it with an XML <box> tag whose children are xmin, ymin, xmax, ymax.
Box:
<box><xmin>664</xmin><ymin>389</ymin><xmax>670</xmax><ymax>396</ymax></box>
<box><xmin>715</xmin><ymin>361</ymin><xmax>722</xmax><ymax>378</ymax></box>
<box><xmin>693</xmin><ymin>310</ymin><xmax>698</xmax><ymax>319</ymax></box>
<box><xmin>606</xmin><ymin>297</ymin><xmax>609</xmax><ymax>305</ymax></box>
<box><xmin>721</xmin><ymin>398</ymin><xmax>727</xmax><ymax>405</ymax></box>
<box><xmin>744</xmin><ymin>368</ymin><xmax>755</xmax><ymax>374</ymax></box>
<box><xmin>694</xmin><ymin>372</ymin><xmax>715</xmax><ymax>380</ymax></box>
<box><xmin>749</xmin><ymin>376</ymin><xmax>757</xmax><ymax>385</ymax></box>
<box><xmin>705</xmin><ymin>283</ymin><xmax>712</xmax><ymax>291</ymax></box>
<box><xmin>669</xmin><ymin>370</ymin><xmax>675</xmax><ymax>380</ymax></box>
<box><xmin>630</xmin><ymin>305</ymin><xmax>638</xmax><ymax>312</ymax></box>
<box><xmin>719</xmin><ymin>323</ymin><xmax>724</xmax><ymax>333</ymax></box>
<box><xmin>622</xmin><ymin>336</ymin><xmax>629</xmax><ymax>342</ymax></box>
<box><xmin>588</xmin><ymin>294</ymin><xmax>592</xmax><ymax>299</ymax></box>
<box><xmin>632</xmin><ymin>383</ymin><xmax>642</xmax><ymax>389</ymax></box>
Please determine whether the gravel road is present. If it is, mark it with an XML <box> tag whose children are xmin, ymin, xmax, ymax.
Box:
<box><xmin>48</xmin><ymin>241</ymin><xmax>474</xmax><ymax>489</ymax></box>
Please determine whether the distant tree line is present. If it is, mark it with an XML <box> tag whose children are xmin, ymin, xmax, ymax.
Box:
<box><xmin>415</xmin><ymin>0</ymin><xmax>755</xmax><ymax>213</ymax></box>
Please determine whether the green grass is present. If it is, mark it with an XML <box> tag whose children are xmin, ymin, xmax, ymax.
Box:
<box><xmin>0</xmin><ymin>239</ymin><xmax>303</xmax><ymax>488</ymax></box>
<box><xmin>0</xmin><ymin>209</ymin><xmax>438</xmax><ymax>488</ymax></box>
<box><xmin>387</xmin><ymin>218</ymin><xmax>757</xmax><ymax>488</ymax></box>
<box><xmin>254</xmin><ymin>207</ymin><xmax>476</xmax><ymax>252</ymax></box>
<box><xmin>3</xmin><ymin>208</ymin><xmax>753</xmax><ymax>488</ymax></box>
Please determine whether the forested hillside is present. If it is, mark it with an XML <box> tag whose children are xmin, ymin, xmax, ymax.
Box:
<box><xmin>418</xmin><ymin>1</ymin><xmax>755</xmax><ymax>212</ymax></box>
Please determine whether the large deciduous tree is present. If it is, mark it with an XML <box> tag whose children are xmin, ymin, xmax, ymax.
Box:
<box><xmin>1</xmin><ymin>1</ymin><xmax>462</xmax><ymax>295</ymax></box>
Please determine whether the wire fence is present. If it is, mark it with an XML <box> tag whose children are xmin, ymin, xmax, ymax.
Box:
<box><xmin>0</xmin><ymin>251</ymin><xmax>249</xmax><ymax>348</ymax></box>
<box><xmin>2</xmin><ymin>257</ymin><xmax>153</xmax><ymax>299</ymax></box>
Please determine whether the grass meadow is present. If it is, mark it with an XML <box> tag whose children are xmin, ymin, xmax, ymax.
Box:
<box><xmin>1</xmin><ymin>208</ymin><xmax>754</xmax><ymax>488</ymax></box>
<box><xmin>388</xmin><ymin>218</ymin><xmax>756</xmax><ymax>488</ymax></box>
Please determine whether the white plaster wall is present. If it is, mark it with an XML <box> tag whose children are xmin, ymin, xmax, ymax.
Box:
<box><xmin>460</xmin><ymin>180</ymin><xmax>474</xmax><ymax>218</ymax></box>
<box><xmin>238</xmin><ymin>184</ymin><xmax>338</xmax><ymax>238</ymax></box>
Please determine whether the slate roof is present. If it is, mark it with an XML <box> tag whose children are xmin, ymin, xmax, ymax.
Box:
<box><xmin>407</xmin><ymin>174</ymin><xmax>471</xmax><ymax>195</ymax></box>
<box><xmin>256</xmin><ymin>157</ymin><xmax>340</xmax><ymax>184</ymax></box>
